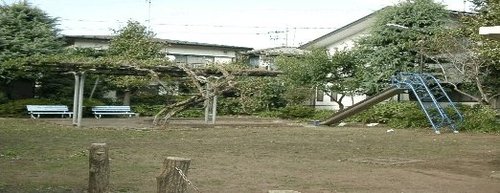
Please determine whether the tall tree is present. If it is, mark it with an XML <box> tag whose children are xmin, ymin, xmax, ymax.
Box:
<box><xmin>355</xmin><ymin>0</ymin><xmax>449</xmax><ymax>94</ymax></box>
<box><xmin>429</xmin><ymin>0</ymin><xmax>500</xmax><ymax>106</ymax></box>
<box><xmin>0</xmin><ymin>1</ymin><xmax>63</xmax><ymax>65</ymax></box>
<box><xmin>276</xmin><ymin>49</ymin><xmax>361</xmax><ymax>110</ymax></box>
<box><xmin>0</xmin><ymin>1</ymin><xmax>64</xmax><ymax>99</ymax></box>
<box><xmin>106</xmin><ymin>20</ymin><xmax>166</xmax><ymax>105</ymax></box>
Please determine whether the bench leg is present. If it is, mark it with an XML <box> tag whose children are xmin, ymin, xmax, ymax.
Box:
<box><xmin>30</xmin><ymin>114</ymin><xmax>36</xmax><ymax>119</ymax></box>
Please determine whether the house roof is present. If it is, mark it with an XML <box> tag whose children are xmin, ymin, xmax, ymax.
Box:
<box><xmin>299</xmin><ymin>7</ymin><xmax>387</xmax><ymax>49</ymax></box>
<box><xmin>63</xmin><ymin>35</ymin><xmax>253</xmax><ymax>51</ymax></box>
<box><xmin>299</xmin><ymin>7</ymin><xmax>475</xmax><ymax>50</ymax></box>
<box><xmin>245</xmin><ymin>46</ymin><xmax>308</xmax><ymax>56</ymax></box>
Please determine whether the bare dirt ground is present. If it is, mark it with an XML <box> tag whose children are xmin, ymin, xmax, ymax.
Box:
<box><xmin>0</xmin><ymin>116</ymin><xmax>499</xmax><ymax>193</ymax></box>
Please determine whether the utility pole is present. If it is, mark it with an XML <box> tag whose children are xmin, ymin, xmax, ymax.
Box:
<box><xmin>146</xmin><ymin>0</ymin><xmax>151</xmax><ymax>29</ymax></box>
<box><xmin>285</xmin><ymin>26</ymin><xmax>289</xmax><ymax>47</ymax></box>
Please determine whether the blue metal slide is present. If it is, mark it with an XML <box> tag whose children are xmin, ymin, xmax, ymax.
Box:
<box><xmin>321</xmin><ymin>73</ymin><xmax>463</xmax><ymax>134</ymax></box>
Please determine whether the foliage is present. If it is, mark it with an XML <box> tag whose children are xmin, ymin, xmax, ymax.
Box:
<box><xmin>132</xmin><ymin>104</ymin><xmax>164</xmax><ymax>116</ymax></box>
<box><xmin>255</xmin><ymin>110</ymin><xmax>282</xmax><ymax>118</ymax></box>
<box><xmin>174</xmin><ymin>109</ymin><xmax>204</xmax><ymax>118</ymax></box>
<box><xmin>217</xmin><ymin>97</ymin><xmax>244</xmax><ymax>115</ymax></box>
<box><xmin>348</xmin><ymin>101</ymin><xmax>429</xmax><ymax>128</ymax></box>
<box><xmin>311</xmin><ymin>109</ymin><xmax>335</xmax><ymax>121</ymax></box>
<box><xmin>0</xmin><ymin>98</ymin><xmax>105</xmax><ymax>117</ymax></box>
<box><xmin>0</xmin><ymin>98</ymin><xmax>58</xmax><ymax>117</ymax></box>
<box><xmin>427</xmin><ymin>0</ymin><xmax>500</xmax><ymax>105</ymax></box>
<box><xmin>355</xmin><ymin>0</ymin><xmax>449</xmax><ymax>94</ymax></box>
<box><xmin>282</xmin><ymin>85</ymin><xmax>314</xmax><ymax>105</ymax></box>
<box><xmin>346</xmin><ymin>101</ymin><xmax>499</xmax><ymax>132</ymax></box>
<box><xmin>104</xmin><ymin>20</ymin><xmax>167</xmax><ymax>105</ymax></box>
<box><xmin>278</xmin><ymin>105</ymin><xmax>316</xmax><ymax>119</ymax></box>
<box><xmin>221</xmin><ymin>77</ymin><xmax>287</xmax><ymax>115</ymax></box>
<box><xmin>458</xmin><ymin>104</ymin><xmax>499</xmax><ymax>132</ymax></box>
<box><xmin>107</xmin><ymin>20</ymin><xmax>165</xmax><ymax>60</ymax></box>
<box><xmin>0</xmin><ymin>1</ymin><xmax>63</xmax><ymax>80</ymax></box>
<box><xmin>0</xmin><ymin>90</ymin><xmax>8</xmax><ymax>104</ymax></box>
<box><xmin>276</xmin><ymin>49</ymin><xmax>361</xmax><ymax>109</ymax></box>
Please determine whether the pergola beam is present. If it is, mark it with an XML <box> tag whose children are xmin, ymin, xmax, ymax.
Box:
<box><xmin>479</xmin><ymin>26</ymin><xmax>500</xmax><ymax>40</ymax></box>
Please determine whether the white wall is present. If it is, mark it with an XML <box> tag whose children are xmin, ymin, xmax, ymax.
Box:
<box><xmin>69</xmin><ymin>40</ymin><xmax>109</xmax><ymax>49</ymax></box>
<box><xmin>326</xmin><ymin>31</ymin><xmax>369</xmax><ymax>54</ymax></box>
<box><xmin>314</xmin><ymin>92</ymin><xmax>367</xmax><ymax>110</ymax></box>
<box><xmin>166</xmin><ymin>47</ymin><xmax>236</xmax><ymax>58</ymax></box>
<box><xmin>69</xmin><ymin>39</ymin><xmax>239</xmax><ymax>64</ymax></box>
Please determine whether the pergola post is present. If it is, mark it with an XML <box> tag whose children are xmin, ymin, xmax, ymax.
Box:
<box><xmin>211</xmin><ymin>94</ymin><xmax>217</xmax><ymax>124</ymax></box>
<box><xmin>77</xmin><ymin>72</ymin><xmax>86</xmax><ymax>127</ymax></box>
<box><xmin>72</xmin><ymin>73</ymin><xmax>80</xmax><ymax>125</ymax></box>
<box><xmin>72</xmin><ymin>71</ymin><xmax>85</xmax><ymax>127</ymax></box>
<box><xmin>204</xmin><ymin>83</ymin><xmax>217</xmax><ymax>124</ymax></box>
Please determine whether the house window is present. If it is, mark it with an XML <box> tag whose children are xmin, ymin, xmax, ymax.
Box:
<box><xmin>187</xmin><ymin>56</ymin><xmax>214</xmax><ymax>68</ymax></box>
<box><xmin>330</xmin><ymin>92</ymin><xmax>337</xmax><ymax>101</ymax></box>
<box><xmin>173</xmin><ymin>55</ymin><xmax>187</xmax><ymax>64</ymax></box>
<box><xmin>316</xmin><ymin>89</ymin><xmax>324</xmax><ymax>102</ymax></box>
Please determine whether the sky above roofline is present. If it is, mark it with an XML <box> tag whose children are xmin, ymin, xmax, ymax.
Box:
<box><xmin>4</xmin><ymin>0</ymin><xmax>473</xmax><ymax>49</ymax></box>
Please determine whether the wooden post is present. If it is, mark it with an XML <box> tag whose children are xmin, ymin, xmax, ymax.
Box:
<box><xmin>88</xmin><ymin>143</ymin><xmax>110</xmax><ymax>193</ymax></box>
<box><xmin>156</xmin><ymin>157</ymin><xmax>191</xmax><ymax>193</ymax></box>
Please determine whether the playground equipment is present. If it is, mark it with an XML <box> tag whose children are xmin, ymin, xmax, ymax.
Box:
<box><xmin>321</xmin><ymin>73</ymin><xmax>463</xmax><ymax>134</ymax></box>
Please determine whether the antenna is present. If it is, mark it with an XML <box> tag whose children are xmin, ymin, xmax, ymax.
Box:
<box><xmin>146</xmin><ymin>0</ymin><xmax>151</xmax><ymax>28</ymax></box>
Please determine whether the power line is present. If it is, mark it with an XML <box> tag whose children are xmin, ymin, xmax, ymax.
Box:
<box><xmin>58</xmin><ymin>18</ymin><xmax>337</xmax><ymax>30</ymax></box>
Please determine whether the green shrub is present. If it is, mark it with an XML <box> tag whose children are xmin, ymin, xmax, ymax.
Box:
<box><xmin>175</xmin><ymin>109</ymin><xmax>204</xmax><ymax>118</ymax></box>
<box><xmin>132</xmin><ymin>105</ymin><xmax>203</xmax><ymax>118</ymax></box>
<box><xmin>256</xmin><ymin>110</ymin><xmax>281</xmax><ymax>118</ymax></box>
<box><xmin>348</xmin><ymin>101</ymin><xmax>428</xmax><ymax>128</ymax></box>
<box><xmin>0</xmin><ymin>98</ymin><xmax>107</xmax><ymax>118</ymax></box>
<box><xmin>0</xmin><ymin>91</ymin><xmax>8</xmax><ymax>104</ymax></box>
<box><xmin>0</xmin><ymin>98</ymin><xmax>61</xmax><ymax>117</ymax></box>
<box><xmin>458</xmin><ymin>105</ymin><xmax>499</xmax><ymax>132</ymax></box>
<box><xmin>278</xmin><ymin>105</ymin><xmax>315</xmax><ymax>119</ymax></box>
<box><xmin>132</xmin><ymin>105</ymin><xmax>164</xmax><ymax>116</ymax></box>
<box><xmin>312</xmin><ymin>109</ymin><xmax>335</xmax><ymax>121</ymax></box>
<box><xmin>218</xmin><ymin>98</ymin><xmax>244</xmax><ymax>115</ymax></box>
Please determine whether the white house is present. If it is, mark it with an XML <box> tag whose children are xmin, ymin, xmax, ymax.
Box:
<box><xmin>298</xmin><ymin>8</ymin><xmax>478</xmax><ymax>110</ymax></box>
<box><xmin>245</xmin><ymin>46</ymin><xmax>307</xmax><ymax>70</ymax></box>
<box><xmin>297</xmin><ymin>9</ymin><xmax>384</xmax><ymax>110</ymax></box>
<box><xmin>64</xmin><ymin>35</ymin><xmax>253</xmax><ymax>67</ymax></box>
<box><xmin>63</xmin><ymin>35</ymin><xmax>253</xmax><ymax>103</ymax></box>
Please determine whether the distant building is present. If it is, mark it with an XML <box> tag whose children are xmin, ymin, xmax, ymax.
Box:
<box><xmin>64</xmin><ymin>35</ymin><xmax>253</xmax><ymax>67</ymax></box>
<box><xmin>244</xmin><ymin>46</ymin><xmax>307</xmax><ymax>70</ymax></box>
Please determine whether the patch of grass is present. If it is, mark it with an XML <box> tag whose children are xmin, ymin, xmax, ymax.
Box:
<box><xmin>0</xmin><ymin>118</ymin><xmax>499</xmax><ymax>192</ymax></box>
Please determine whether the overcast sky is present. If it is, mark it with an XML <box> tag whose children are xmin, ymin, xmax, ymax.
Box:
<box><xmin>5</xmin><ymin>0</ymin><xmax>472</xmax><ymax>49</ymax></box>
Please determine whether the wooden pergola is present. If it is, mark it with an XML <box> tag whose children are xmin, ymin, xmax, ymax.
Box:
<box><xmin>20</xmin><ymin>62</ymin><xmax>280</xmax><ymax>127</ymax></box>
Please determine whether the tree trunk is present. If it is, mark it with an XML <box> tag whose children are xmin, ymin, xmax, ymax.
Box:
<box><xmin>156</xmin><ymin>157</ymin><xmax>191</xmax><ymax>193</ymax></box>
<box><xmin>88</xmin><ymin>143</ymin><xmax>110</xmax><ymax>193</ymax></box>
<box><xmin>337</xmin><ymin>94</ymin><xmax>346</xmax><ymax>111</ymax></box>
<box><xmin>123</xmin><ymin>89</ymin><xmax>131</xmax><ymax>106</ymax></box>
<box><xmin>89</xmin><ymin>77</ymin><xmax>100</xmax><ymax>100</ymax></box>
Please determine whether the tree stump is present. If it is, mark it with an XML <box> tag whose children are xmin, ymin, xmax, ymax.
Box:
<box><xmin>88</xmin><ymin>143</ymin><xmax>110</xmax><ymax>193</ymax></box>
<box><xmin>156</xmin><ymin>157</ymin><xmax>192</xmax><ymax>193</ymax></box>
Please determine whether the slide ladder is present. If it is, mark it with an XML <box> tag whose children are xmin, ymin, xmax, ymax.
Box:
<box><xmin>391</xmin><ymin>73</ymin><xmax>463</xmax><ymax>134</ymax></box>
